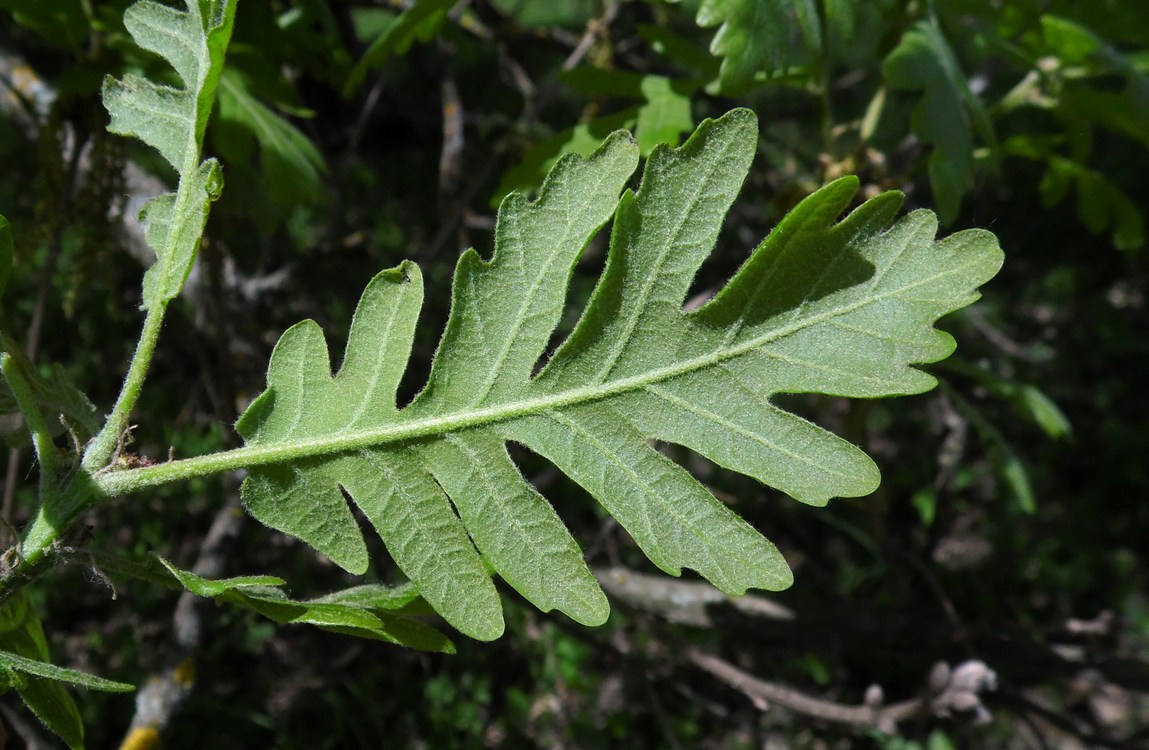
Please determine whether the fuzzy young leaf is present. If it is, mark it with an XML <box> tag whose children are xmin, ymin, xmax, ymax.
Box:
<box><xmin>103</xmin><ymin>0</ymin><xmax>235</xmax><ymax>171</ymax></box>
<box><xmin>157</xmin><ymin>558</ymin><xmax>453</xmax><ymax>652</ymax></box>
<box><xmin>237</xmin><ymin>109</ymin><xmax>1003</xmax><ymax>641</ymax></box>
<box><xmin>0</xmin><ymin>593</ymin><xmax>121</xmax><ymax>749</ymax></box>
<box><xmin>0</xmin><ymin>651</ymin><xmax>134</xmax><ymax>693</ymax></box>
<box><xmin>101</xmin><ymin>0</ymin><xmax>235</xmax><ymax>309</ymax></box>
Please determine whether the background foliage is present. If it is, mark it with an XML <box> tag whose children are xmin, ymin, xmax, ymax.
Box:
<box><xmin>0</xmin><ymin>0</ymin><xmax>1147</xmax><ymax>747</ymax></box>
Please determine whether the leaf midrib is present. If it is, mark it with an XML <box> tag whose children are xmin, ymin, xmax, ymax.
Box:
<box><xmin>97</xmin><ymin>252</ymin><xmax>980</xmax><ymax>495</ymax></box>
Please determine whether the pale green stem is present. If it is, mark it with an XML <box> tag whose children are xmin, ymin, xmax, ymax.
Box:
<box><xmin>6</xmin><ymin>296</ymin><xmax>174</xmax><ymax>589</ymax></box>
<box><xmin>0</xmin><ymin>352</ymin><xmax>58</xmax><ymax>481</ymax></box>
<box><xmin>0</xmin><ymin>353</ymin><xmax>81</xmax><ymax>604</ymax></box>
<box><xmin>81</xmin><ymin>299</ymin><xmax>168</xmax><ymax>472</ymax></box>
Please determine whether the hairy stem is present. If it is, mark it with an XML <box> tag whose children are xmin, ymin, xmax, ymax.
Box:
<box><xmin>81</xmin><ymin>300</ymin><xmax>168</xmax><ymax>472</ymax></box>
<box><xmin>2</xmin><ymin>297</ymin><xmax>173</xmax><ymax>604</ymax></box>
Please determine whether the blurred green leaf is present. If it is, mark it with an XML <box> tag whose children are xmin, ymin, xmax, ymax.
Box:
<box><xmin>492</xmin><ymin>109</ymin><xmax>637</xmax><ymax>205</ymax></box>
<box><xmin>1002</xmin><ymin>134</ymin><xmax>1143</xmax><ymax>251</ymax></box>
<box><xmin>1041</xmin><ymin>16</ymin><xmax>1149</xmax><ymax>151</ymax></box>
<box><xmin>561</xmin><ymin>67</ymin><xmax>647</xmax><ymax>98</ymax></box>
<box><xmin>1013</xmin><ymin>383</ymin><xmax>1073</xmax><ymax>439</ymax></box>
<box><xmin>489</xmin><ymin>0</ymin><xmax>597</xmax><ymax>29</ymax></box>
<box><xmin>824</xmin><ymin>0</ymin><xmax>890</xmax><ymax>68</ymax></box>
<box><xmin>345</xmin><ymin>0</ymin><xmax>455</xmax><ymax>94</ymax></box>
<box><xmin>634</xmin><ymin>76</ymin><xmax>695</xmax><ymax>153</ymax></box>
<box><xmin>215</xmin><ymin>68</ymin><xmax>326</xmax><ymax>208</ymax></box>
<box><xmin>945</xmin><ymin>358</ymin><xmax>1073</xmax><ymax>439</ymax></box>
<box><xmin>912</xmin><ymin>487</ymin><xmax>938</xmax><ymax>526</ymax></box>
<box><xmin>350</xmin><ymin>7</ymin><xmax>396</xmax><ymax>41</ymax></box>
<box><xmin>638</xmin><ymin>24</ymin><xmax>721</xmax><ymax>77</ymax></box>
<box><xmin>927</xmin><ymin>729</ymin><xmax>959</xmax><ymax>750</ymax></box>
<box><xmin>497</xmin><ymin>75</ymin><xmax>695</xmax><ymax>202</ymax></box>
<box><xmin>1046</xmin><ymin>157</ymin><xmax>1143</xmax><ymax>252</ymax></box>
<box><xmin>0</xmin><ymin>596</ymin><xmax>27</xmax><ymax>637</ymax></box>
<box><xmin>0</xmin><ymin>0</ymin><xmax>89</xmax><ymax>53</ymax></box>
<box><xmin>884</xmin><ymin>18</ymin><xmax>997</xmax><ymax>224</ymax></box>
<box><xmin>696</xmin><ymin>0</ymin><xmax>822</xmax><ymax>92</ymax></box>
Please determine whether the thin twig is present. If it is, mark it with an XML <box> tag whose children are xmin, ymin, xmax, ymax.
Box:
<box><xmin>686</xmin><ymin>648</ymin><xmax>998</xmax><ymax>735</ymax></box>
<box><xmin>0</xmin><ymin>699</ymin><xmax>51</xmax><ymax>749</ymax></box>
<box><xmin>995</xmin><ymin>688</ymin><xmax>1134</xmax><ymax>750</ymax></box>
<box><xmin>438</xmin><ymin>49</ymin><xmax>464</xmax><ymax>211</ymax></box>
<box><xmin>687</xmin><ymin>648</ymin><xmax>920</xmax><ymax>733</ymax></box>
<box><xmin>562</xmin><ymin>1</ymin><xmax>620</xmax><ymax>71</ymax></box>
<box><xmin>965</xmin><ymin>307</ymin><xmax>1052</xmax><ymax>363</ymax></box>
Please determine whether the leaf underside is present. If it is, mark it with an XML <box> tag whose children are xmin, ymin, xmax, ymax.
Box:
<box><xmin>237</xmin><ymin>109</ymin><xmax>1003</xmax><ymax>641</ymax></box>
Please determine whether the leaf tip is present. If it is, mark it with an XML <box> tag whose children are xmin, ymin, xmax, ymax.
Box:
<box><xmin>464</xmin><ymin>614</ymin><xmax>505</xmax><ymax>642</ymax></box>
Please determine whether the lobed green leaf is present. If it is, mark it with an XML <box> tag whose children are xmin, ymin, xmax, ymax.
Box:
<box><xmin>101</xmin><ymin>0</ymin><xmax>235</xmax><ymax>309</ymax></box>
<box><xmin>237</xmin><ymin>109</ymin><xmax>1003</xmax><ymax>641</ymax></box>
